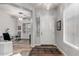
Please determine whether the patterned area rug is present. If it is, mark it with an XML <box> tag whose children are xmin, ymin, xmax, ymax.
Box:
<box><xmin>29</xmin><ymin>45</ymin><xmax>64</xmax><ymax>56</ymax></box>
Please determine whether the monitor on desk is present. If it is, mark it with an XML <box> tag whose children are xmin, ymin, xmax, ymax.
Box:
<box><xmin>3</xmin><ymin>33</ymin><xmax>11</xmax><ymax>41</ymax></box>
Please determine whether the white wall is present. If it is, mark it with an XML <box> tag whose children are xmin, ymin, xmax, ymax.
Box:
<box><xmin>0</xmin><ymin>11</ymin><xmax>16</xmax><ymax>39</ymax></box>
<box><xmin>56</xmin><ymin>4</ymin><xmax>79</xmax><ymax>56</ymax></box>
<box><xmin>64</xmin><ymin>4</ymin><xmax>79</xmax><ymax>47</ymax></box>
<box><xmin>31</xmin><ymin>8</ymin><xmax>37</xmax><ymax>46</ymax></box>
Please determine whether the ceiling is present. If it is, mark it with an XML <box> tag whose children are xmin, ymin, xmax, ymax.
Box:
<box><xmin>14</xmin><ymin>3</ymin><xmax>61</xmax><ymax>10</ymax></box>
<box><xmin>0</xmin><ymin>3</ymin><xmax>70</xmax><ymax>19</ymax></box>
<box><xmin>0</xmin><ymin>3</ymin><xmax>32</xmax><ymax>19</ymax></box>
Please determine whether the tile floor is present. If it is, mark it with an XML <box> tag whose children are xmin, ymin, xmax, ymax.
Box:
<box><xmin>13</xmin><ymin>39</ymin><xmax>32</xmax><ymax>56</ymax></box>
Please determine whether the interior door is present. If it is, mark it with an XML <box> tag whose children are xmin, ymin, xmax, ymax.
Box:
<box><xmin>21</xmin><ymin>23</ymin><xmax>31</xmax><ymax>39</ymax></box>
<box><xmin>40</xmin><ymin>14</ymin><xmax>55</xmax><ymax>45</ymax></box>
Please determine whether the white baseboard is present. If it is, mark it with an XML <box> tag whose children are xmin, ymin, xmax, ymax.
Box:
<box><xmin>57</xmin><ymin>45</ymin><xmax>67</xmax><ymax>56</ymax></box>
<box><xmin>31</xmin><ymin>43</ymin><xmax>41</xmax><ymax>47</ymax></box>
<box><xmin>31</xmin><ymin>45</ymin><xmax>35</xmax><ymax>47</ymax></box>
<box><xmin>7</xmin><ymin>52</ymin><xmax>13</xmax><ymax>56</ymax></box>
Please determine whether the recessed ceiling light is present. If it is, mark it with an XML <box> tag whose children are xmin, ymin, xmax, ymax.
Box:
<box><xmin>19</xmin><ymin>12</ymin><xmax>23</xmax><ymax>14</ymax></box>
<box><xmin>37</xmin><ymin>3</ymin><xmax>52</xmax><ymax>10</ymax></box>
<box><xmin>43</xmin><ymin>3</ymin><xmax>52</xmax><ymax>10</ymax></box>
<box><xmin>18</xmin><ymin>17</ymin><xmax>23</xmax><ymax>21</ymax></box>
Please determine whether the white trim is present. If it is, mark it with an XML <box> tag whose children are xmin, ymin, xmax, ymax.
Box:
<box><xmin>31</xmin><ymin>44</ymin><xmax>35</xmax><ymax>47</ymax></box>
<box><xmin>31</xmin><ymin>43</ymin><xmax>41</xmax><ymax>47</ymax></box>
<box><xmin>56</xmin><ymin>45</ymin><xmax>67</xmax><ymax>56</ymax></box>
<box><xmin>7</xmin><ymin>52</ymin><xmax>13</xmax><ymax>56</ymax></box>
<box><xmin>64</xmin><ymin>40</ymin><xmax>79</xmax><ymax>50</ymax></box>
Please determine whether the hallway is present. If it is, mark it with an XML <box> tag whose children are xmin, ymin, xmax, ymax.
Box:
<box><xmin>0</xmin><ymin>3</ymin><xmax>79</xmax><ymax>56</ymax></box>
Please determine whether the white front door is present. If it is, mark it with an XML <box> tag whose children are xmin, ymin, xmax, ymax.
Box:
<box><xmin>40</xmin><ymin>14</ymin><xmax>55</xmax><ymax>45</ymax></box>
